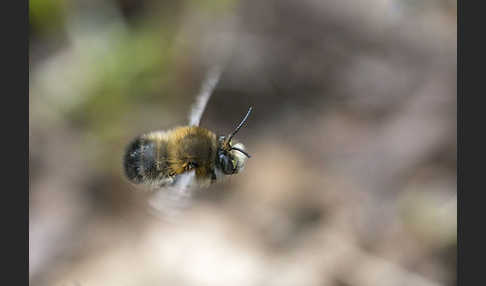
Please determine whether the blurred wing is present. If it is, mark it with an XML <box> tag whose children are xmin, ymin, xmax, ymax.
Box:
<box><xmin>148</xmin><ymin>171</ymin><xmax>196</xmax><ymax>220</ymax></box>
<box><xmin>149</xmin><ymin>65</ymin><xmax>223</xmax><ymax>219</ymax></box>
<box><xmin>188</xmin><ymin>65</ymin><xmax>223</xmax><ymax>126</ymax></box>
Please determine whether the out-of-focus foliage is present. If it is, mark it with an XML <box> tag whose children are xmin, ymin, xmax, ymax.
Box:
<box><xmin>30</xmin><ymin>0</ymin><xmax>67</xmax><ymax>35</ymax></box>
<box><xmin>29</xmin><ymin>0</ymin><xmax>456</xmax><ymax>286</ymax></box>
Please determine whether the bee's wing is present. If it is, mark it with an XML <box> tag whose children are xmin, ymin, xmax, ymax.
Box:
<box><xmin>188</xmin><ymin>65</ymin><xmax>223</xmax><ymax>126</ymax></box>
<box><xmin>149</xmin><ymin>64</ymin><xmax>222</xmax><ymax>219</ymax></box>
<box><xmin>147</xmin><ymin>171</ymin><xmax>197</xmax><ymax>220</ymax></box>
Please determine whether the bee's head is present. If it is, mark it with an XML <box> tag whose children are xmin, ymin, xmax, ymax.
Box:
<box><xmin>216</xmin><ymin>107</ymin><xmax>252</xmax><ymax>175</ymax></box>
<box><xmin>217</xmin><ymin>137</ymin><xmax>249</xmax><ymax>174</ymax></box>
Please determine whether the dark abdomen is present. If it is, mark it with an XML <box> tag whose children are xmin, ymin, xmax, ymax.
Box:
<box><xmin>123</xmin><ymin>133</ymin><xmax>169</xmax><ymax>184</ymax></box>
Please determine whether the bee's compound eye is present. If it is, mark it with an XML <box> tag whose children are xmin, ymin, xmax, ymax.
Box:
<box><xmin>218</xmin><ymin>153</ymin><xmax>234</xmax><ymax>174</ymax></box>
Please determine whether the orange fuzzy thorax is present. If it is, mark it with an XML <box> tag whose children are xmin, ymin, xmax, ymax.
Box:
<box><xmin>166</xmin><ymin>126</ymin><xmax>218</xmax><ymax>181</ymax></box>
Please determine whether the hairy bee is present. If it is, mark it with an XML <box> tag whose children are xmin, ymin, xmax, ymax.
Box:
<box><xmin>124</xmin><ymin>107</ymin><xmax>252</xmax><ymax>190</ymax></box>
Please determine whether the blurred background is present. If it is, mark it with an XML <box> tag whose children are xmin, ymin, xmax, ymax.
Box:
<box><xmin>29</xmin><ymin>0</ymin><xmax>457</xmax><ymax>285</ymax></box>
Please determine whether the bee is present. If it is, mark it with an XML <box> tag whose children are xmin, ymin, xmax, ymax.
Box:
<box><xmin>123</xmin><ymin>107</ymin><xmax>252</xmax><ymax>190</ymax></box>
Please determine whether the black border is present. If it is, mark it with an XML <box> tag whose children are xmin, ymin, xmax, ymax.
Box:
<box><xmin>458</xmin><ymin>0</ymin><xmax>484</xmax><ymax>285</ymax></box>
<box><xmin>3</xmin><ymin>0</ymin><xmax>28</xmax><ymax>284</ymax></box>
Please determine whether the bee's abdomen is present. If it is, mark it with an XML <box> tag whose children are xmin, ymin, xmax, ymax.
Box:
<box><xmin>123</xmin><ymin>135</ymin><xmax>169</xmax><ymax>184</ymax></box>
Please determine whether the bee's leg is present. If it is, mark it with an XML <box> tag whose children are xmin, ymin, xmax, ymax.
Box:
<box><xmin>181</xmin><ymin>161</ymin><xmax>197</xmax><ymax>172</ymax></box>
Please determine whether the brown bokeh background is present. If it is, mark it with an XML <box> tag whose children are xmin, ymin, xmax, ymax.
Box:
<box><xmin>30</xmin><ymin>0</ymin><xmax>456</xmax><ymax>285</ymax></box>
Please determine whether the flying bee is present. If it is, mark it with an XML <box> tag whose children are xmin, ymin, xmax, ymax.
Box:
<box><xmin>123</xmin><ymin>107</ymin><xmax>252</xmax><ymax>190</ymax></box>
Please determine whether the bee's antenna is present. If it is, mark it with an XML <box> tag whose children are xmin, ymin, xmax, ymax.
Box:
<box><xmin>231</xmin><ymin>147</ymin><xmax>251</xmax><ymax>158</ymax></box>
<box><xmin>225</xmin><ymin>106</ymin><xmax>253</xmax><ymax>145</ymax></box>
